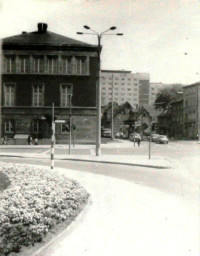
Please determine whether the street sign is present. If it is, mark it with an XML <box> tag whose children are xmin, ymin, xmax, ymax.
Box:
<box><xmin>55</xmin><ymin>120</ymin><xmax>65</xmax><ymax>123</ymax></box>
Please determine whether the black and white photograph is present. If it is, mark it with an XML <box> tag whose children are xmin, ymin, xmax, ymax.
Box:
<box><xmin>0</xmin><ymin>0</ymin><xmax>199</xmax><ymax>255</ymax></box>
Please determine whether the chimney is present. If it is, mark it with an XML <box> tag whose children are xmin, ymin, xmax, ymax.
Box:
<box><xmin>37</xmin><ymin>23</ymin><xmax>48</xmax><ymax>33</ymax></box>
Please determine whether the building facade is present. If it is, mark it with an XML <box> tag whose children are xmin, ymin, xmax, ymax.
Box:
<box><xmin>170</xmin><ymin>95</ymin><xmax>183</xmax><ymax>139</ymax></box>
<box><xmin>183</xmin><ymin>83</ymin><xmax>200</xmax><ymax>139</ymax></box>
<box><xmin>1</xmin><ymin>23</ymin><xmax>98</xmax><ymax>144</ymax></box>
<box><xmin>101</xmin><ymin>70</ymin><xmax>150</xmax><ymax>108</ymax></box>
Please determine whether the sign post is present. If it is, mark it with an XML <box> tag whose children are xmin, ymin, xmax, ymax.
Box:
<box><xmin>149</xmin><ymin>119</ymin><xmax>152</xmax><ymax>160</ymax></box>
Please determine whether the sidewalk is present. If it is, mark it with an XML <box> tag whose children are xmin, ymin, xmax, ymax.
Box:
<box><xmin>0</xmin><ymin>140</ymin><xmax>171</xmax><ymax>169</ymax></box>
<box><xmin>31</xmin><ymin>166</ymin><xmax>198</xmax><ymax>256</ymax></box>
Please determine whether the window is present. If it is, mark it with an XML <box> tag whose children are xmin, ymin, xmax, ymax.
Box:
<box><xmin>61</xmin><ymin>123</ymin><xmax>69</xmax><ymax>133</ymax></box>
<box><xmin>33</xmin><ymin>120</ymin><xmax>42</xmax><ymax>133</ymax></box>
<box><xmin>4</xmin><ymin>84</ymin><xmax>15</xmax><ymax>106</ymax></box>
<box><xmin>19</xmin><ymin>56</ymin><xmax>29</xmax><ymax>73</ymax></box>
<box><xmin>62</xmin><ymin>57</ymin><xmax>72</xmax><ymax>74</ymax></box>
<box><xmin>60</xmin><ymin>84</ymin><xmax>73</xmax><ymax>107</ymax></box>
<box><xmin>32</xmin><ymin>84</ymin><xmax>44</xmax><ymax>106</ymax></box>
<box><xmin>47</xmin><ymin>56</ymin><xmax>58</xmax><ymax>74</ymax></box>
<box><xmin>4</xmin><ymin>120</ymin><xmax>14</xmax><ymax>133</ymax></box>
<box><xmin>33</xmin><ymin>56</ymin><xmax>44</xmax><ymax>73</ymax></box>
<box><xmin>75</xmin><ymin>57</ymin><xmax>87</xmax><ymax>74</ymax></box>
<box><xmin>5</xmin><ymin>56</ymin><xmax>16</xmax><ymax>73</ymax></box>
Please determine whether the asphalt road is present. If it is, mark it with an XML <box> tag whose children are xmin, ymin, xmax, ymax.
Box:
<box><xmin>1</xmin><ymin>140</ymin><xmax>199</xmax><ymax>201</ymax></box>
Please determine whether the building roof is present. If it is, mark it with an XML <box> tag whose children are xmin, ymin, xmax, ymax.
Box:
<box><xmin>141</xmin><ymin>105</ymin><xmax>162</xmax><ymax>119</ymax></box>
<box><xmin>170</xmin><ymin>93</ymin><xmax>183</xmax><ymax>104</ymax></box>
<box><xmin>101</xmin><ymin>70</ymin><xmax>132</xmax><ymax>74</ymax></box>
<box><xmin>2</xmin><ymin>23</ymin><xmax>97</xmax><ymax>49</ymax></box>
<box><xmin>183</xmin><ymin>81</ymin><xmax>200</xmax><ymax>88</ymax></box>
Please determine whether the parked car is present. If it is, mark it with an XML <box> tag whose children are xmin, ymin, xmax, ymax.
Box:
<box><xmin>101</xmin><ymin>128</ymin><xmax>111</xmax><ymax>138</ymax></box>
<box><xmin>155</xmin><ymin>135</ymin><xmax>169</xmax><ymax>144</ymax></box>
<box><xmin>151</xmin><ymin>134</ymin><xmax>160</xmax><ymax>142</ymax></box>
<box><xmin>115</xmin><ymin>132</ymin><xmax>124</xmax><ymax>139</ymax></box>
<box><xmin>129</xmin><ymin>133</ymin><xmax>141</xmax><ymax>141</ymax></box>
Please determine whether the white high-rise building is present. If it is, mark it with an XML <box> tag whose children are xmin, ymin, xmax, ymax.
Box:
<box><xmin>101</xmin><ymin>70</ymin><xmax>150</xmax><ymax>107</ymax></box>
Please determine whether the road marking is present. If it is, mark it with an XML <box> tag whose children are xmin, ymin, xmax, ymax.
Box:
<box><xmin>42</xmin><ymin>149</ymin><xmax>51</xmax><ymax>154</ymax></box>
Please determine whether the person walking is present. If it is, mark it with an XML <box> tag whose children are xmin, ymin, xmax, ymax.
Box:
<box><xmin>35</xmin><ymin>137</ymin><xmax>38</xmax><ymax>145</ymax></box>
<box><xmin>27</xmin><ymin>135</ymin><xmax>32</xmax><ymax>145</ymax></box>
<box><xmin>133</xmin><ymin>137</ymin><xmax>136</xmax><ymax>147</ymax></box>
<box><xmin>2</xmin><ymin>136</ymin><xmax>7</xmax><ymax>145</ymax></box>
<box><xmin>137</xmin><ymin>137</ymin><xmax>141</xmax><ymax>147</ymax></box>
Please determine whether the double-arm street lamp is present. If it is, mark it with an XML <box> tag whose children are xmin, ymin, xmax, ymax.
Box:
<box><xmin>77</xmin><ymin>25</ymin><xmax>123</xmax><ymax>156</ymax></box>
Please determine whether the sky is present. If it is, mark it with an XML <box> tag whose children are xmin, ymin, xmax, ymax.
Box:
<box><xmin>1</xmin><ymin>0</ymin><xmax>200</xmax><ymax>84</ymax></box>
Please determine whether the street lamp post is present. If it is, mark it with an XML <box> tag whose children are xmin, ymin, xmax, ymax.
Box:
<box><xmin>77</xmin><ymin>26</ymin><xmax>123</xmax><ymax>156</ymax></box>
<box><xmin>111</xmin><ymin>73</ymin><xmax>114</xmax><ymax>140</ymax></box>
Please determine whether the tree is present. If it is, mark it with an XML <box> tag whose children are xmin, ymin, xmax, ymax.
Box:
<box><xmin>154</xmin><ymin>84</ymin><xmax>183</xmax><ymax>110</ymax></box>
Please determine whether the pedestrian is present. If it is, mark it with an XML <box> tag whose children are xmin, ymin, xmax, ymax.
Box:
<box><xmin>2</xmin><ymin>136</ymin><xmax>7</xmax><ymax>145</ymax></box>
<box><xmin>30</xmin><ymin>136</ymin><xmax>32</xmax><ymax>145</ymax></box>
<box><xmin>27</xmin><ymin>135</ymin><xmax>32</xmax><ymax>145</ymax></box>
<box><xmin>133</xmin><ymin>137</ymin><xmax>136</xmax><ymax>147</ymax></box>
<box><xmin>35</xmin><ymin>137</ymin><xmax>38</xmax><ymax>145</ymax></box>
<box><xmin>137</xmin><ymin>137</ymin><xmax>141</xmax><ymax>147</ymax></box>
<box><xmin>197</xmin><ymin>133</ymin><xmax>199</xmax><ymax>142</ymax></box>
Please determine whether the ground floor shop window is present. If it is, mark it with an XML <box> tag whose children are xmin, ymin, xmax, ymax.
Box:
<box><xmin>4</xmin><ymin>120</ymin><xmax>15</xmax><ymax>133</ymax></box>
<box><xmin>32</xmin><ymin>119</ymin><xmax>42</xmax><ymax>133</ymax></box>
<box><xmin>61</xmin><ymin>123</ymin><xmax>70</xmax><ymax>133</ymax></box>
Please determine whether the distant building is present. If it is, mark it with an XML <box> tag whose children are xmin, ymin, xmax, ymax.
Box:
<box><xmin>170</xmin><ymin>94</ymin><xmax>184</xmax><ymax>139</ymax></box>
<box><xmin>183</xmin><ymin>82</ymin><xmax>200</xmax><ymax>139</ymax></box>
<box><xmin>149</xmin><ymin>82</ymin><xmax>172</xmax><ymax>106</ymax></box>
<box><xmin>1</xmin><ymin>23</ymin><xmax>98</xmax><ymax>144</ymax></box>
<box><xmin>101</xmin><ymin>70</ymin><xmax>150</xmax><ymax>108</ymax></box>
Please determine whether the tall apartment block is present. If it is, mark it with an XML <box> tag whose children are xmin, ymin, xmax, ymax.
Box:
<box><xmin>101</xmin><ymin>70</ymin><xmax>150</xmax><ymax>108</ymax></box>
<box><xmin>149</xmin><ymin>82</ymin><xmax>167</xmax><ymax>105</ymax></box>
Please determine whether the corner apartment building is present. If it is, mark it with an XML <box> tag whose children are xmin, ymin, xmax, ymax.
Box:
<box><xmin>183</xmin><ymin>82</ymin><xmax>200</xmax><ymax>139</ymax></box>
<box><xmin>101</xmin><ymin>70</ymin><xmax>150</xmax><ymax>108</ymax></box>
<box><xmin>1</xmin><ymin>23</ymin><xmax>98</xmax><ymax>143</ymax></box>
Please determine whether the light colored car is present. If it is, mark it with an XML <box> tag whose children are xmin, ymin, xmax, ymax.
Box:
<box><xmin>101</xmin><ymin>128</ymin><xmax>111</xmax><ymax>138</ymax></box>
<box><xmin>155</xmin><ymin>135</ymin><xmax>169</xmax><ymax>144</ymax></box>
<box><xmin>151</xmin><ymin>134</ymin><xmax>160</xmax><ymax>142</ymax></box>
<box><xmin>115</xmin><ymin>132</ymin><xmax>124</xmax><ymax>139</ymax></box>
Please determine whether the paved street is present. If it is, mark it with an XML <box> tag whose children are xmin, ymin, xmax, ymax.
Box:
<box><xmin>0</xmin><ymin>139</ymin><xmax>199</xmax><ymax>255</ymax></box>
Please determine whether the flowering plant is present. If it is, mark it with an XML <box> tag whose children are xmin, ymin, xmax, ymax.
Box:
<box><xmin>0</xmin><ymin>163</ymin><xmax>89</xmax><ymax>255</ymax></box>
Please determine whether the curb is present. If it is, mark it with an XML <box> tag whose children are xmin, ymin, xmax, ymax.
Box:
<box><xmin>33</xmin><ymin>197</ymin><xmax>92</xmax><ymax>256</ymax></box>
<box><xmin>60</xmin><ymin>157</ymin><xmax>170</xmax><ymax>169</ymax></box>
<box><xmin>0</xmin><ymin>154</ymin><xmax>171</xmax><ymax>169</ymax></box>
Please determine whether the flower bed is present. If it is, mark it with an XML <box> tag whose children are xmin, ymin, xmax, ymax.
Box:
<box><xmin>0</xmin><ymin>163</ymin><xmax>89</xmax><ymax>255</ymax></box>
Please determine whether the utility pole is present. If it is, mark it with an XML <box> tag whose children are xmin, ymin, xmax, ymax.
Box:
<box><xmin>111</xmin><ymin>73</ymin><xmax>114</xmax><ymax>140</ymax></box>
<box><xmin>77</xmin><ymin>26</ymin><xmax>123</xmax><ymax>156</ymax></box>
<box><xmin>69</xmin><ymin>93</ymin><xmax>72</xmax><ymax>155</ymax></box>
<box><xmin>51</xmin><ymin>102</ymin><xmax>55</xmax><ymax>169</ymax></box>
<box><xmin>149</xmin><ymin>118</ymin><xmax>152</xmax><ymax>159</ymax></box>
